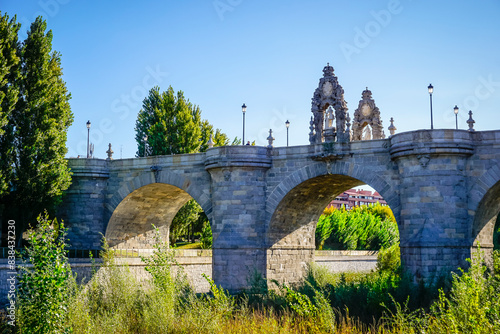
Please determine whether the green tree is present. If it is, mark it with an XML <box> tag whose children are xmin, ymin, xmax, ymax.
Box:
<box><xmin>0</xmin><ymin>15</ymin><xmax>73</xmax><ymax>245</ymax></box>
<box><xmin>0</xmin><ymin>12</ymin><xmax>21</xmax><ymax>197</ymax></box>
<box><xmin>135</xmin><ymin>86</ymin><xmax>203</xmax><ymax>156</ymax></box>
<box><xmin>170</xmin><ymin>199</ymin><xmax>204</xmax><ymax>245</ymax></box>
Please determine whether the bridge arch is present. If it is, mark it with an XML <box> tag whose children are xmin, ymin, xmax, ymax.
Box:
<box><xmin>105</xmin><ymin>169</ymin><xmax>211</xmax><ymax>248</ymax></box>
<box><xmin>470</xmin><ymin>164</ymin><xmax>500</xmax><ymax>257</ymax></box>
<box><xmin>265</xmin><ymin>161</ymin><xmax>400</xmax><ymax>284</ymax></box>
<box><xmin>266</xmin><ymin>161</ymin><xmax>400</xmax><ymax>229</ymax></box>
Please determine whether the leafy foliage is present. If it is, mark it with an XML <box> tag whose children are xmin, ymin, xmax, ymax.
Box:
<box><xmin>316</xmin><ymin>203</ymin><xmax>399</xmax><ymax>250</ymax></box>
<box><xmin>494</xmin><ymin>214</ymin><xmax>500</xmax><ymax>250</ymax></box>
<box><xmin>17</xmin><ymin>211</ymin><xmax>74</xmax><ymax>333</ymax></box>
<box><xmin>0</xmin><ymin>14</ymin><xmax>73</xmax><ymax>244</ymax></box>
<box><xmin>169</xmin><ymin>199</ymin><xmax>205</xmax><ymax>245</ymax></box>
<box><xmin>200</xmin><ymin>221</ymin><xmax>213</xmax><ymax>249</ymax></box>
<box><xmin>134</xmin><ymin>85</ymin><xmax>234</xmax><ymax>157</ymax></box>
<box><xmin>0</xmin><ymin>12</ymin><xmax>21</xmax><ymax>197</ymax></box>
<box><xmin>377</xmin><ymin>243</ymin><xmax>401</xmax><ymax>273</ymax></box>
<box><xmin>21</xmin><ymin>233</ymin><xmax>498</xmax><ymax>334</ymax></box>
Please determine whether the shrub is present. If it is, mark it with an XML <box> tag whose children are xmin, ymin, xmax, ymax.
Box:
<box><xmin>427</xmin><ymin>251</ymin><xmax>500</xmax><ymax>333</ymax></box>
<box><xmin>377</xmin><ymin>244</ymin><xmax>401</xmax><ymax>273</ymax></box>
<box><xmin>17</xmin><ymin>211</ymin><xmax>75</xmax><ymax>333</ymax></box>
<box><xmin>201</xmin><ymin>221</ymin><xmax>213</xmax><ymax>249</ymax></box>
<box><xmin>316</xmin><ymin>203</ymin><xmax>399</xmax><ymax>250</ymax></box>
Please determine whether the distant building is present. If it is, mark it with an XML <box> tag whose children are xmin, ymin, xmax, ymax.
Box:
<box><xmin>328</xmin><ymin>188</ymin><xmax>387</xmax><ymax>210</ymax></box>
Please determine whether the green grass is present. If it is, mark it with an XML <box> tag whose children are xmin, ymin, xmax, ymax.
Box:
<box><xmin>173</xmin><ymin>241</ymin><xmax>202</xmax><ymax>249</ymax></box>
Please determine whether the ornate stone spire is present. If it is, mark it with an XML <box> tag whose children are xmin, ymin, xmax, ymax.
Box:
<box><xmin>351</xmin><ymin>87</ymin><xmax>385</xmax><ymax>141</ymax></box>
<box><xmin>310</xmin><ymin>63</ymin><xmax>349</xmax><ymax>144</ymax></box>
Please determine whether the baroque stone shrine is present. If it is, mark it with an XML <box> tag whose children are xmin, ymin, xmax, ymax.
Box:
<box><xmin>58</xmin><ymin>64</ymin><xmax>500</xmax><ymax>292</ymax></box>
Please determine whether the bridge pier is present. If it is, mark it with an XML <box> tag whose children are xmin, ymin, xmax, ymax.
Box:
<box><xmin>205</xmin><ymin>146</ymin><xmax>272</xmax><ymax>291</ymax></box>
<box><xmin>391</xmin><ymin>130</ymin><xmax>475</xmax><ymax>280</ymax></box>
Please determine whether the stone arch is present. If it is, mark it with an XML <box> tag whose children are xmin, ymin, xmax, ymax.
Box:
<box><xmin>266</xmin><ymin>161</ymin><xmax>400</xmax><ymax>228</ymax></box>
<box><xmin>265</xmin><ymin>161</ymin><xmax>400</xmax><ymax>284</ymax></box>
<box><xmin>105</xmin><ymin>170</ymin><xmax>211</xmax><ymax>248</ymax></box>
<box><xmin>470</xmin><ymin>164</ymin><xmax>500</xmax><ymax>257</ymax></box>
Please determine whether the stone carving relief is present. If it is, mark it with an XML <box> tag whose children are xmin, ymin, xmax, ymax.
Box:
<box><xmin>417</xmin><ymin>154</ymin><xmax>431</xmax><ymax>168</ymax></box>
<box><xmin>309</xmin><ymin>63</ymin><xmax>349</xmax><ymax>144</ymax></box>
<box><xmin>351</xmin><ymin>87</ymin><xmax>385</xmax><ymax>141</ymax></box>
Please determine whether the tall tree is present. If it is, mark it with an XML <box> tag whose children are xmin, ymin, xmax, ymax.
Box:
<box><xmin>0</xmin><ymin>15</ymin><xmax>73</xmax><ymax>244</ymax></box>
<box><xmin>135</xmin><ymin>86</ymin><xmax>203</xmax><ymax>156</ymax></box>
<box><xmin>0</xmin><ymin>13</ymin><xmax>21</xmax><ymax>197</ymax></box>
<box><xmin>135</xmin><ymin>86</ymin><xmax>234</xmax><ymax>156</ymax></box>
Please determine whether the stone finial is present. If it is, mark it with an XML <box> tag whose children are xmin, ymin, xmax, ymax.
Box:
<box><xmin>346</xmin><ymin>112</ymin><xmax>351</xmax><ymax>141</ymax></box>
<box><xmin>361</xmin><ymin>87</ymin><xmax>372</xmax><ymax>99</ymax></box>
<box><xmin>106</xmin><ymin>143</ymin><xmax>114</xmax><ymax>160</ymax></box>
<box><xmin>323</xmin><ymin>62</ymin><xmax>334</xmax><ymax>77</ymax></box>
<box><xmin>388</xmin><ymin>117</ymin><xmax>397</xmax><ymax>136</ymax></box>
<box><xmin>267</xmin><ymin>129</ymin><xmax>275</xmax><ymax>148</ymax></box>
<box><xmin>467</xmin><ymin>110</ymin><xmax>475</xmax><ymax>132</ymax></box>
<box><xmin>207</xmin><ymin>134</ymin><xmax>214</xmax><ymax>148</ymax></box>
<box><xmin>309</xmin><ymin>116</ymin><xmax>315</xmax><ymax>144</ymax></box>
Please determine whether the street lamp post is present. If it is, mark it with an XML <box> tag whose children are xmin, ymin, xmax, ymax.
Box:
<box><xmin>285</xmin><ymin>120</ymin><xmax>290</xmax><ymax>146</ymax></box>
<box><xmin>454</xmin><ymin>105</ymin><xmax>459</xmax><ymax>130</ymax></box>
<box><xmin>143</xmin><ymin>135</ymin><xmax>148</xmax><ymax>157</ymax></box>
<box><xmin>86</xmin><ymin>120</ymin><xmax>91</xmax><ymax>158</ymax></box>
<box><xmin>242</xmin><ymin>103</ymin><xmax>247</xmax><ymax>145</ymax></box>
<box><xmin>428</xmin><ymin>84</ymin><xmax>434</xmax><ymax>129</ymax></box>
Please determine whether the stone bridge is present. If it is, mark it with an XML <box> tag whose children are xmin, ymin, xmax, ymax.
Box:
<box><xmin>58</xmin><ymin>129</ymin><xmax>500</xmax><ymax>291</ymax></box>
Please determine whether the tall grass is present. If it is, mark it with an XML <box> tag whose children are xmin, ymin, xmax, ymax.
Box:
<box><xmin>8</xmin><ymin>218</ymin><xmax>500</xmax><ymax>333</ymax></box>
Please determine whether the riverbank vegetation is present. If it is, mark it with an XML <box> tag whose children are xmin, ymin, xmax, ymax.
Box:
<box><xmin>316</xmin><ymin>203</ymin><xmax>399</xmax><ymax>251</ymax></box>
<box><xmin>5</xmin><ymin>215</ymin><xmax>500</xmax><ymax>333</ymax></box>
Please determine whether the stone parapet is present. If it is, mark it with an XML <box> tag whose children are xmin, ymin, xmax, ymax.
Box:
<box><xmin>204</xmin><ymin>145</ymin><xmax>272</xmax><ymax>170</ymax></box>
<box><xmin>389</xmin><ymin>129</ymin><xmax>475</xmax><ymax>160</ymax></box>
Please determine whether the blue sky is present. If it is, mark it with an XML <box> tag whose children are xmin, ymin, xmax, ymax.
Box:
<box><xmin>3</xmin><ymin>0</ymin><xmax>500</xmax><ymax>159</ymax></box>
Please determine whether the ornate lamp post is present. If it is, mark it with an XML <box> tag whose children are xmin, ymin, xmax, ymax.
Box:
<box><xmin>285</xmin><ymin>120</ymin><xmax>290</xmax><ymax>146</ymax></box>
<box><xmin>241</xmin><ymin>103</ymin><xmax>247</xmax><ymax>145</ymax></box>
<box><xmin>428</xmin><ymin>84</ymin><xmax>434</xmax><ymax>129</ymax></box>
<box><xmin>86</xmin><ymin>120</ymin><xmax>91</xmax><ymax>158</ymax></box>
<box><xmin>143</xmin><ymin>135</ymin><xmax>148</xmax><ymax>157</ymax></box>
<box><xmin>454</xmin><ymin>105</ymin><xmax>459</xmax><ymax>130</ymax></box>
